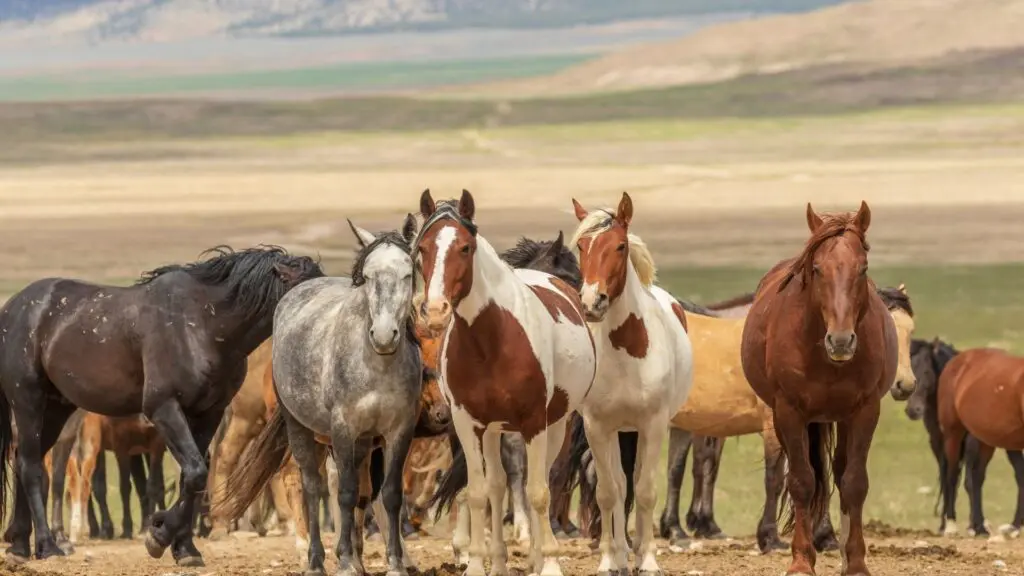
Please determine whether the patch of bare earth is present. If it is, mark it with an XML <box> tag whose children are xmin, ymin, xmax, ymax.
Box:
<box><xmin>10</xmin><ymin>533</ymin><xmax>1024</xmax><ymax>576</ymax></box>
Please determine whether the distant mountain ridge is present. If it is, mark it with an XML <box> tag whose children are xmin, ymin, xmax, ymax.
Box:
<box><xmin>0</xmin><ymin>1</ymin><xmax>846</xmax><ymax>41</ymax></box>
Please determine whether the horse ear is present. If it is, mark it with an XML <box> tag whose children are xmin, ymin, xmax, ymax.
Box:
<box><xmin>419</xmin><ymin>189</ymin><xmax>436</xmax><ymax>218</ymax></box>
<box><xmin>854</xmin><ymin>200</ymin><xmax>871</xmax><ymax>232</ymax></box>
<box><xmin>272</xmin><ymin>261</ymin><xmax>302</xmax><ymax>286</ymax></box>
<box><xmin>898</xmin><ymin>282</ymin><xmax>907</xmax><ymax>295</ymax></box>
<box><xmin>806</xmin><ymin>202</ymin><xmax>823</xmax><ymax>232</ymax></box>
<box><xmin>616</xmin><ymin>192</ymin><xmax>633</xmax><ymax>227</ymax></box>
<box><xmin>544</xmin><ymin>231</ymin><xmax>566</xmax><ymax>263</ymax></box>
<box><xmin>347</xmin><ymin>219</ymin><xmax>376</xmax><ymax>248</ymax></box>
<box><xmin>571</xmin><ymin>198</ymin><xmax>588</xmax><ymax>222</ymax></box>
<box><xmin>459</xmin><ymin>189</ymin><xmax>476</xmax><ymax>221</ymax></box>
<box><xmin>401</xmin><ymin>213</ymin><xmax>418</xmax><ymax>244</ymax></box>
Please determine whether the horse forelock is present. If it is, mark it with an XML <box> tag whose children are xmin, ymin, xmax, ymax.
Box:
<box><xmin>779</xmin><ymin>214</ymin><xmax>869</xmax><ymax>293</ymax></box>
<box><xmin>415</xmin><ymin>202</ymin><xmax>477</xmax><ymax>253</ymax></box>
<box><xmin>350</xmin><ymin>230</ymin><xmax>413</xmax><ymax>288</ymax></box>
<box><xmin>570</xmin><ymin>210</ymin><xmax>657</xmax><ymax>287</ymax></box>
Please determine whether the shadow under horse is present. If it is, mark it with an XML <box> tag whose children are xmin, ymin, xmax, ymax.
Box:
<box><xmin>0</xmin><ymin>245</ymin><xmax>323</xmax><ymax>565</ymax></box>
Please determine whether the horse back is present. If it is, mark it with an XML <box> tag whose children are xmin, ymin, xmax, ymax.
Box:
<box><xmin>942</xmin><ymin>348</ymin><xmax>1024</xmax><ymax>450</ymax></box>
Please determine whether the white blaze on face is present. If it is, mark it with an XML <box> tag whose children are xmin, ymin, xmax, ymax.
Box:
<box><xmin>427</xmin><ymin>226</ymin><xmax>457</xmax><ymax>303</ymax></box>
<box><xmin>580</xmin><ymin>281</ymin><xmax>600</xmax><ymax>309</ymax></box>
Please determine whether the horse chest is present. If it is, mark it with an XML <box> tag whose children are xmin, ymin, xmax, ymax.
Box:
<box><xmin>442</xmin><ymin>306</ymin><xmax>567</xmax><ymax>442</ymax></box>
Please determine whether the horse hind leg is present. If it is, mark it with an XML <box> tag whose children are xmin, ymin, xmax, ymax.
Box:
<box><xmin>964</xmin><ymin>435</ymin><xmax>996</xmax><ymax>539</ymax></box>
<box><xmin>584</xmin><ymin>418</ymin><xmax>628</xmax><ymax>576</ymax></box>
<box><xmin>1003</xmin><ymin>450</ymin><xmax>1024</xmax><ymax>538</ymax></box>
<box><xmin>116</xmin><ymin>453</ymin><xmax>135</xmax><ymax>538</ymax></box>
<box><xmin>659</xmin><ymin>428</ymin><xmax>692</xmax><ymax>546</ymax></box>
<box><xmin>92</xmin><ymin>451</ymin><xmax>116</xmax><ymax>539</ymax></box>
<box><xmin>378</xmin><ymin>425</ymin><xmax>418</xmax><ymax>576</ymax></box>
<box><xmin>11</xmin><ymin>395</ymin><xmax>75</xmax><ymax>560</ymax></box>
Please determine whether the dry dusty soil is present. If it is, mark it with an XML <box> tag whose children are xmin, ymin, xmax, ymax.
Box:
<box><xmin>6</xmin><ymin>529</ymin><xmax>1024</xmax><ymax>576</ymax></box>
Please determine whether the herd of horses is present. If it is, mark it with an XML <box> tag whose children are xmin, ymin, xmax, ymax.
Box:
<box><xmin>1</xmin><ymin>190</ymin><xmax>1022</xmax><ymax>576</ymax></box>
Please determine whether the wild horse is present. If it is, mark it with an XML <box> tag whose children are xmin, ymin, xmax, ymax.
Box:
<box><xmin>741</xmin><ymin>202</ymin><xmax>899</xmax><ymax>576</ymax></box>
<box><xmin>417</xmin><ymin>190</ymin><xmax>597</xmax><ymax>576</ymax></box>
<box><xmin>219</xmin><ymin>216</ymin><xmax>424</xmax><ymax>576</ymax></box>
<box><xmin>0</xmin><ymin>246</ymin><xmax>322</xmax><ymax>564</ymax></box>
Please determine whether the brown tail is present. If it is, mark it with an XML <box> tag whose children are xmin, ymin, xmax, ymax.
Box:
<box><xmin>778</xmin><ymin>422</ymin><xmax>835</xmax><ymax>535</ymax></box>
<box><xmin>211</xmin><ymin>407</ymin><xmax>290</xmax><ymax>522</ymax></box>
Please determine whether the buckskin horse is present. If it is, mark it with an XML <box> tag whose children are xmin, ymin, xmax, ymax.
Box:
<box><xmin>936</xmin><ymin>346</ymin><xmax>1024</xmax><ymax>540</ymax></box>
<box><xmin>417</xmin><ymin>190</ymin><xmax>596</xmax><ymax>576</ymax></box>
<box><xmin>741</xmin><ymin>201</ymin><xmax>899</xmax><ymax>576</ymax></box>
<box><xmin>0</xmin><ymin>245</ymin><xmax>323</xmax><ymax>565</ymax></box>
<box><xmin>218</xmin><ymin>216</ymin><xmax>424</xmax><ymax>576</ymax></box>
<box><xmin>570</xmin><ymin>192</ymin><xmax>694</xmax><ymax>576</ymax></box>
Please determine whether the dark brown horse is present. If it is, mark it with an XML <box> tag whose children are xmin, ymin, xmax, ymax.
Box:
<box><xmin>0</xmin><ymin>246</ymin><xmax>322</xmax><ymax>565</ymax></box>
<box><xmin>741</xmin><ymin>202</ymin><xmax>898</xmax><ymax>576</ymax></box>
<box><xmin>937</xmin><ymin>347</ymin><xmax>1024</xmax><ymax>539</ymax></box>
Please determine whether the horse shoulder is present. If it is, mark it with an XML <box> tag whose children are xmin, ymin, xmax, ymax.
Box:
<box><xmin>516</xmin><ymin>269</ymin><xmax>587</xmax><ymax>327</ymax></box>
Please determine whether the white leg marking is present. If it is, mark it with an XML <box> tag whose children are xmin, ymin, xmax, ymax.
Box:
<box><xmin>483</xmin><ymin>432</ymin><xmax>509</xmax><ymax>576</ymax></box>
<box><xmin>69</xmin><ymin>501</ymin><xmax>83</xmax><ymax>544</ymax></box>
<box><xmin>635</xmin><ymin>420</ymin><xmax>667</xmax><ymax>574</ymax></box>
<box><xmin>840</xmin><ymin>512</ymin><xmax>850</xmax><ymax>574</ymax></box>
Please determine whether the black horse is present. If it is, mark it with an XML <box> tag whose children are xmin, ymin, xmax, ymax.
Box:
<box><xmin>0</xmin><ymin>246</ymin><xmax>322</xmax><ymax>565</ymax></box>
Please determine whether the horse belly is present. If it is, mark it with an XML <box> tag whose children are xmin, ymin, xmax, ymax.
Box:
<box><xmin>549</xmin><ymin>321</ymin><xmax>596</xmax><ymax>410</ymax></box>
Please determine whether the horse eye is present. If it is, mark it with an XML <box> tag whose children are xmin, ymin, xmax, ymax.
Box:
<box><xmin>859</xmin><ymin>266</ymin><xmax>868</xmax><ymax>276</ymax></box>
<box><xmin>460</xmin><ymin>245</ymin><xmax>470</xmax><ymax>254</ymax></box>
<box><xmin>616</xmin><ymin>243</ymin><xmax>626</xmax><ymax>252</ymax></box>
<box><xmin>812</xmin><ymin>264</ymin><xmax>822</xmax><ymax>275</ymax></box>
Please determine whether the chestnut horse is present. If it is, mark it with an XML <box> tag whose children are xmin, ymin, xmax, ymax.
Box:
<box><xmin>937</xmin><ymin>347</ymin><xmax>1024</xmax><ymax>539</ymax></box>
<box><xmin>741</xmin><ymin>202</ymin><xmax>898</xmax><ymax>576</ymax></box>
<box><xmin>417</xmin><ymin>190</ymin><xmax>596</xmax><ymax>576</ymax></box>
<box><xmin>570</xmin><ymin>192</ymin><xmax>693</xmax><ymax>576</ymax></box>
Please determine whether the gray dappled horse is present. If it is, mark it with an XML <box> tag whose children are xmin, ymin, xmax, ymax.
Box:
<box><xmin>219</xmin><ymin>216</ymin><xmax>422</xmax><ymax>576</ymax></box>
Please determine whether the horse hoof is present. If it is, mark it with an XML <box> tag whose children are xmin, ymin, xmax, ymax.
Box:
<box><xmin>58</xmin><ymin>540</ymin><xmax>75</xmax><ymax>555</ymax></box>
<box><xmin>304</xmin><ymin>569</ymin><xmax>327</xmax><ymax>576</ymax></box>
<box><xmin>36</xmin><ymin>541</ymin><xmax>66</xmax><ymax>560</ymax></box>
<box><xmin>4</xmin><ymin>551</ymin><xmax>29</xmax><ymax>565</ymax></box>
<box><xmin>176</xmin><ymin>555</ymin><xmax>205</xmax><ymax>567</ymax></box>
<box><xmin>815</xmin><ymin>535</ymin><xmax>840</xmax><ymax>552</ymax></box>
<box><xmin>144</xmin><ymin>534</ymin><xmax>168</xmax><ymax>559</ymax></box>
<box><xmin>639</xmin><ymin>571</ymin><xmax>664</xmax><ymax>576</ymax></box>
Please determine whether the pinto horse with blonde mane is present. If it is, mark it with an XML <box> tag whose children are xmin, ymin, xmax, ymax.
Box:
<box><xmin>417</xmin><ymin>190</ymin><xmax>596</xmax><ymax>576</ymax></box>
<box><xmin>570</xmin><ymin>192</ymin><xmax>693</xmax><ymax>576</ymax></box>
<box><xmin>742</xmin><ymin>201</ymin><xmax>898</xmax><ymax>576</ymax></box>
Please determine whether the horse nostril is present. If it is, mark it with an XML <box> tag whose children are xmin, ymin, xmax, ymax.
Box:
<box><xmin>849</xmin><ymin>333</ymin><xmax>857</xmax><ymax>347</ymax></box>
<box><xmin>441</xmin><ymin>301</ymin><xmax>450</xmax><ymax>313</ymax></box>
<box><xmin>596</xmin><ymin>294</ymin><xmax>608</xmax><ymax>306</ymax></box>
<box><xmin>825</xmin><ymin>334</ymin><xmax>834</xmax><ymax>347</ymax></box>
<box><xmin>391</xmin><ymin>329</ymin><xmax>398</xmax><ymax>339</ymax></box>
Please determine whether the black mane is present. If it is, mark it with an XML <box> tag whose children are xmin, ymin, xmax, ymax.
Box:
<box><xmin>876</xmin><ymin>286</ymin><xmax>914</xmax><ymax>317</ymax></box>
<box><xmin>351</xmin><ymin>230</ymin><xmax>413</xmax><ymax>288</ymax></box>
<box><xmin>138</xmin><ymin>245</ymin><xmax>322</xmax><ymax>320</ymax></box>
<box><xmin>499</xmin><ymin>236</ymin><xmax>582</xmax><ymax>290</ymax></box>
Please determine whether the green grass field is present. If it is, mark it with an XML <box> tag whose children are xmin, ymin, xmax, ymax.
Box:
<box><xmin>73</xmin><ymin>263</ymin><xmax>1024</xmax><ymax>538</ymax></box>
<box><xmin>0</xmin><ymin>54</ymin><xmax>593</xmax><ymax>103</ymax></box>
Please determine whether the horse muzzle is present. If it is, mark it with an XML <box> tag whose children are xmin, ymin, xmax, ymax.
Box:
<box><xmin>369</xmin><ymin>327</ymin><xmax>400</xmax><ymax>356</ymax></box>
<box><xmin>890</xmin><ymin>378</ymin><xmax>916</xmax><ymax>401</ymax></box>
<box><xmin>579</xmin><ymin>288</ymin><xmax>609</xmax><ymax>322</ymax></box>
<box><xmin>824</xmin><ymin>330</ymin><xmax>857</xmax><ymax>363</ymax></box>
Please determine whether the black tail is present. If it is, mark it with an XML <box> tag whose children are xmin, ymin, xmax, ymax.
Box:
<box><xmin>779</xmin><ymin>422</ymin><xmax>835</xmax><ymax>535</ymax></box>
<box><xmin>0</xmin><ymin>392</ymin><xmax>10</xmax><ymax>526</ymax></box>
<box><xmin>429</xmin><ymin>430</ymin><xmax>467</xmax><ymax>522</ymax></box>
<box><xmin>212</xmin><ymin>407</ymin><xmax>289</xmax><ymax>522</ymax></box>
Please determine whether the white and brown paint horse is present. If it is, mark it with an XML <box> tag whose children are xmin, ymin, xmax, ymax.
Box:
<box><xmin>570</xmin><ymin>193</ymin><xmax>694</xmax><ymax>576</ymax></box>
<box><xmin>417</xmin><ymin>190</ymin><xmax>596</xmax><ymax>576</ymax></box>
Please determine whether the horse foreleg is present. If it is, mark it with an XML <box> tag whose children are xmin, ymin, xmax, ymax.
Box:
<box><xmin>380</xmin><ymin>426</ymin><xmax>417</xmax><ymax>576</ymax></box>
<box><xmin>1005</xmin><ymin>451</ymin><xmax>1024</xmax><ymax>537</ymax></box>
<box><xmin>451</xmin><ymin>411</ymin><xmax>488</xmax><ymax>576</ymax></box>
<box><xmin>282</xmin><ymin>416</ymin><xmax>327</xmax><ymax>575</ymax></box>
<box><xmin>964</xmin><ymin>435</ymin><xmax>995</xmax><ymax>538</ymax></box>
<box><xmin>634</xmin><ymin>418</ymin><xmax>668</xmax><ymax>575</ymax></box>
<box><xmin>659</xmin><ymin>427</ymin><xmax>691</xmax><ymax>545</ymax></box>
<box><xmin>48</xmin><ymin>439</ymin><xmax>75</xmax><ymax>553</ymax></box>
<box><xmin>584</xmin><ymin>417</ymin><xmax>627</xmax><ymax>576</ymax></box>
<box><xmin>143</xmin><ymin>402</ymin><xmax>219</xmax><ymax>567</ymax></box>
<box><xmin>757</xmin><ymin>419</ymin><xmax>789</xmax><ymax>552</ymax></box>
<box><xmin>773</xmin><ymin>402</ymin><xmax>817</xmax><ymax>576</ymax></box>
<box><xmin>329</xmin><ymin>430</ymin><xmax>372</xmax><ymax>576</ymax></box>
<box><xmin>836</xmin><ymin>403</ymin><xmax>880</xmax><ymax>576</ymax></box>
<box><xmin>73</xmin><ymin>434</ymin><xmax>100</xmax><ymax>546</ymax></box>
<box><xmin>526</xmin><ymin>418</ymin><xmax>568</xmax><ymax>576</ymax></box>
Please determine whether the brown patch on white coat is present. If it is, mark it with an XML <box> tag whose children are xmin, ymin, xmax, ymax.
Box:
<box><xmin>416</xmin><ymin>189</ymin><xmax>596</xmax><ymax>576</ymax></box>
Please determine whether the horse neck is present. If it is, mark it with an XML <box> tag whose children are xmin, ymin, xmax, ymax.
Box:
<box><xmin>600</xmin><ymin>261</ymin><xmax>649</xmax><ymax>333</ymax></box>
<box><xmin>455</xmin><ymin>235</ymin><xmax>521</xmax><ymax>324</ymax></box>
<box><xmin>209</xmin><ymin>285</ymin><xmax>278</xmax><ymax>362</ymax></box>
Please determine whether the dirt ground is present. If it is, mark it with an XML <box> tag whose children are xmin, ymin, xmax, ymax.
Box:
<box><xmin>8</xmin><ymin>528</ymin><xmax>1023</xmax><ymax>576</ymax></box>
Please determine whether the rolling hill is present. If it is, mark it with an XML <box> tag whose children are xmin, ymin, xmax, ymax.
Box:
<box><xmin>467</xmin><ymin>0</ymin><xmax>1024</xmax><ymax>96</ymax></box>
